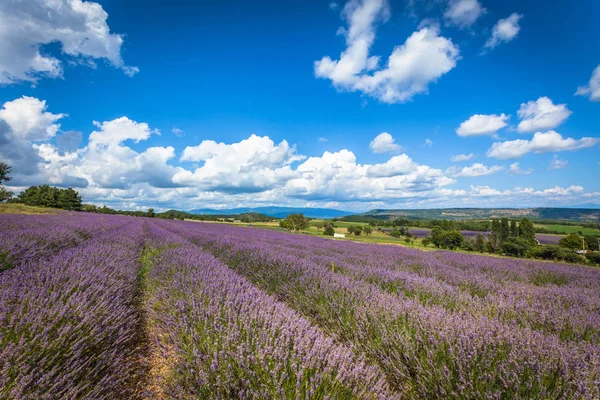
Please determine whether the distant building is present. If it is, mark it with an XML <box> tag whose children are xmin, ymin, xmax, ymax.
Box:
<box><xmin>334</xmin><ymin>233</ymin><xmax>345</xmax><ymax>238</ymax></box>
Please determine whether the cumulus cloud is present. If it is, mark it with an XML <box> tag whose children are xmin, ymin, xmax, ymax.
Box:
<box><xmin>424</xmin><ymin>138</ymin><xmax>433</xmax><ymax>146</ymax></box>
<box><xmin>575</xmin><ymin>65</ymin><xmax>600</xmax><ymax>101</ymax></box>
<box><xmin>507</xmin><ymin>162</ymin><xmax>532</xmax><ymax>175</ymax></box>
<box><xmin>487</xmin><ymin>130</ymin><xmax>600</xmax><ymax>159</ymax></box>
<box><xmin>0</xmin><ymin>0</ymin><xmax>137</xmax><ymax>84</ymax></box>
<box><xmin>484</xmin><ymin>13</ymin><xmax>523</xmax><ymax>50</ymax></box>
<box><xmin>444</xmin><ymin>0</ymin><xmax>486</xmax><ymax>28</ymax></box>
<box><xmin>88</xmin><ymin>117</ymin><xmax>159</xmax><ymax>147</ymax></box>
<box><xmin>0</xmin><ymin>96</ymin><xmax>65</xmax><ymax>141</ymax></box>
<box><xmin>446</xmin><ymin>163</ymin><xmax>503</xmax><ymax>177</ymax></box>
<box><xmin>456</xmin><ymin>113</ymin><xmax>509</xmax><ymax>137</ymax></box>
<box><xmin>0</xmin><ymin>96</ymin><xmax>65</xmax><ymax>176</ymax></box>
<box><xmin>450</xmin><ymin>153</ymin><xmax>476</xmax><ymax>162</ymax></box>
<box><xmin>286</xmin><ymin>149</ymin><xmax>453</xmax><ymax>202</ymax></box>
<box><xmin>369</xmin><ymin>132</ymin><xmax>401</xmax><ymax>153</ymax></box>
<box><xmin>516</xmin><ymin>97</ymin><xmax>572</xmax><ymax>133</ymax></box>
<box><xmin>367</xmin><ymin>154</ymin><xmax>418</xmax><ymax>177</ymax></box>
<box><xmin>2</xmin><ymin>97</ymin><xmax>597</xmax><ymax>211</ymax></box>
<box><xmin>314</xmin><ymin>0</ymin><xmax>460</xmax><ymax>103</ymax></box>
<box><xmin>549</xmin><ymin>155</ymin><xmax>568</xmax><ymax>170</ymax></box>
<box><xmin>176</xmin><ymin>135</ymin><xmax>304</xmax><ymax>193</ymax></box>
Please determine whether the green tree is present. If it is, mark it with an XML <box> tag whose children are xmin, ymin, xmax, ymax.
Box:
<box><xmin>17</xmin><ymin>185</ymin><xmax>82</xmax><ymax>210</ymax></box>
<box><xmin>147</xmin><ymin>208</ymin><xmax>156</xmax><ymax>218</ymax></box>
<box><xmin>82</xmin><ymin>204</ymin><xmax>97</xmax><ymax>213</ymax></box>
<box><xmin>583</xmin><ymin>236</ymin><xmax>599</xmax><ymax>251</ymax></box>
<box><xmin>347</xmin><ymin>225</ymin><xmax>356</xmax><ymax>235</ymax></box>
<box><xmin>0</xmin><ymin>162</ymin><xmax>11</xmax><ymax>184</ymax></box>
<box><xmin>499</xmin><ymin>218</ymin><xmax>510</xmax><ymax>242</ymax></box>
<box><xmin>0</xmin><ymin>162</ymin><xmax>12</xmax><ymax>202</ymax></box>
<box><xmin>323</xmin><ymin>224</ymin><xmax>335</xmax><ymax>236</ymax></box>
<box><xmin>390</xmin><ymin>227</ymin><xmax>402</xmax><ymax>238</ymax></box>
<box><xmin>510</xmin><ymin>220</ymin><xmax>518</xmax><ymax>237</ymax></box>
<box><xmin>353</xmin><ymin>226</ymin><xmax>363</xmax><ymax>236</ymax></box>
<box><xmin>586</xmin><ymin>252</ymin><xmax>600</xmax><ymax>265</ymax></box>
<box><xmin>518</xmin><ymin>218</ymin><xmax>537</xmax><ymax>245</ymax></box>
<box><xmin>474</xmin><ymin>233</ymin><xmax>486</xmax><ymax>252</ymax></box>
<box><xmin>441</xmin><ymin>230</ymin><xmax>465</xmax><ymax>250</ymax></box>
<box><xmin>559</xmin><ymin>234</ymin><xmax>586</xmax><ymax>252</ymax></box>
<box><xmin>314</xmin><ymin>222</ymin><xmax>324</xmax><ymax>231</ymax></box>
<box><xmin>535</xmin><ymin>245</ymin><xmax>564</xmax><ymax>260</ymax></box>
<box><xmin>363</xmin><ymin>226</ymin><xmax>373</xmax><ymax>235</ymax></box>
<box><xmin>429</xmin><ymin>226</ymin><xmax>444</xmax><ymax>247</ymax></box>
<box><xmin>0</xmin><ymin>187</ymin><xmax>12</xmax><ymax>202</ymax></box>
<box><xmin>279</xmin><ymin>213</ymin><xmax>310</xmax><ymax>232</ymax></box>
<box><xmin>501</xmin><ymin>237</ymin><xmax>531</xmax><ymax>257</ymax></box>
<box><xmin>57</xmin><ymin>188</ymin><xmax>82</xmax><ymax>211</ymax></box>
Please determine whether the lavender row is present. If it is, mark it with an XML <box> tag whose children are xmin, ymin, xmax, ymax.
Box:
<box><xmin>177</xmin><ymin>222</ymin><xmax>600</xmax><ymax>344</ymax></box>
<box><xmin>0</xmin><ymin>218</ymin><xmax>147</xmax><ymax>399</ymax></box>
<box><xmin>144</xmin><ymin>221</ymin><xmax>396</xmax><ymax>399</ymax></box>
<box><xmin>155</xmin><ymin>220</ymin><xmax>600</xmax><ymax>398</ymax></box>
<box><xmin>0</xmin><ymin>213</ymin><xmax>130</xmax><ymax>272</ymax></box>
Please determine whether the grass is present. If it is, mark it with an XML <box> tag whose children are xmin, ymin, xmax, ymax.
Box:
<box><xmin>0</xmin><ymin>203</ymin><xmax>61</xmax><ymax>215</ymax></box>
<box><xmin>535</xmin><ymin>223</ymin><xmax>600</xmax><ymax>236</ymax></box>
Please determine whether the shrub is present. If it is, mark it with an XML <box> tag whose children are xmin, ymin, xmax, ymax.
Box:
<box><xmin>323</xmin><ymin>225</ymin><xmax>335</xmax><ymax>236</ymax></box>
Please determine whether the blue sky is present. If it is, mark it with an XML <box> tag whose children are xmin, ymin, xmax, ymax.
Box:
<box><xmin>0</xmin><ymin>0</ymin><xmax>598</xmax><ymax>211</ymax></box>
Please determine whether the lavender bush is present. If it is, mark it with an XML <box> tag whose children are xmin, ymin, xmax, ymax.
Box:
<box><xmin>0</xmin><ymin>212</ymin><xmax>598</xmax><ymax>399</ymax></box>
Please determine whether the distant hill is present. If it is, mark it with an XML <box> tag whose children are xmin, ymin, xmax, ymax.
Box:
<box><xmin>189</xmin><ymin>206</ymin><xmax>354</xmax><ymax>219</ymax></box>
<box><xmin>358</xmin><ymin>207</ymin><xmax>600</xmax><ymax>222</ymax></box>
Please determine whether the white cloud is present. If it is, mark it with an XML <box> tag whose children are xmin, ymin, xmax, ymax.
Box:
<box><xmin>3</xmin><ymin>96</ymin><xmax>598</xmax><ymax>211</ymax></box>
<box><xmin>318</xmin><ymin>137</ymin><xmax>329</xmax><ymax>142</ymax></box>
<box><xmin>549</xmin><ymin>155</ymin><xmax>568</xmax><ymax>170</ymax></box>
<box><xmin>176</xmin><ymin>135</ymin><xmax>304</xmax><ymax>193</ymax></box>
<box><xmin>0</xmin><ymin>0</ymin><xmax>137</xmax><ymax>84</ymax></box>
<box><xmin>369</xmin><ymin>132</ymin><xmax>401</xmax><ymax>153</ymax></box>
<box><xmin>484</xmin><ymin>13</ymin><xmax>523</xmax><ymax>49</ymax></box>
<box><xmin>450</xmin><ymin>153</ymin><xmax>476</xmax><ymax>162</ymax></box>
<box><xmin>456</xmin><ymin>113</ymin><xmax>509</xmax><ymax>137</ymax></box>
<box><xmin>0</xmin><ymin>96</ymin><xmax>65</xmax><ymax>141</ymax></box>
<box><xmin>367</xmin><ymin>154</ymin><xmax>418</xmax><ymax>177</ymax></box>
<box><xmin>468</xmin><ymin>184</ymin><xmax>584</xmax><ymax>199</ymax></box>
<box><xmin>516</xmin><ymin>97</ymin><xmax>572</xmax><ymax>133</ymax></box>
<box><xmin>285</xmin><ymin>149</ymin><xmax>453</xmax><ymax>202</ymax></box>
<box><xmin>172</xmin><ymin>127</ymin><xmax>184</xmax><ymax>137</ymax></box>
<box><xmin>0</xmin><ymin>96</ymin><xmax>67</xmax><ymax>176</ymax></box>
<box><xmin>507</xmin><ymin>162</ymin><xmax>532</xmax><ymax>175</ymax></box>
<box><xmin>487</xmin><ymin>130</ymin><xmax>600</xmax><ymax>159</ymax></box>
<box><xmin>575</xmin><ymin>65</ymin><xmax>600</xmax><ymax>101</ymax></box>
<box><xmin>444</xmin><ymin>0</ymin><xmax>486</xmax><ymax>28</ymax></box>
<box><xmin>315</xmin><ymin>0</ymin><xmax>460</xmax><ymax>103</ymax></box>
<box><xmin>88</xmin><ymin>117</ymin><xmax>159</xmax><ymax>147</ymax></box>
<box><xmin>424</xmin><ymin>138</ymin><xmax>433</xmax><ymax>146</ymax></box>
<box><xmin>446</xmin><ymin>163</ymin><xmax>503</xmax><ymax>177</ymax></box>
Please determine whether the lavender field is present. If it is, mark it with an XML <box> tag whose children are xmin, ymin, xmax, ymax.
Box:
<box><xmin>1</xmin><ymin>213</ymin><xmax>599</xmax><ymax>399</ymax></box>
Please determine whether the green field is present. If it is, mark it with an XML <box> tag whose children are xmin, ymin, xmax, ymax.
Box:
<box><xmin>535</xmin><ymin>224</ymin><xmax>600</xmax><ymax>236</ymax></box>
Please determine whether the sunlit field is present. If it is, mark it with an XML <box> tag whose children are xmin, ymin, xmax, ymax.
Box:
<box><xmin>1</xmin><ymin>213</ymin><xmax>599</xmax><ymax>399</ymax></box>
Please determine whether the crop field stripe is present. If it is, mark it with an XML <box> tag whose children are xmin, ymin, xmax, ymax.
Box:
<box><xmin>144</xmin><ymin>220</ymin><xmax>396</xmax><ymax>399</ymax></box>
<box><xmin>155</xmin><ymin>219</ymin><xmax>600</xmax><ymax>399</ymax></box>
<box><xmin>0</xmin><ymin>218</ymin><xmax>150</xmax><ymax>399</ymax></box>
<box><xmin>0</xmin><ymin>214</ymin><xmax>132</xmax><ymax>272</ymax></box>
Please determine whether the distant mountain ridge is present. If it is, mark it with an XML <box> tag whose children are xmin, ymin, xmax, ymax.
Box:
<box><xmin>359</xmin><ymin>207</ymin><xmax>600</xmax><ymax>222</ymax></box>
<box><xmin>189</xmin><ymin>206</ymin><xmax>354</xmax><ymax>219</ymax></box>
